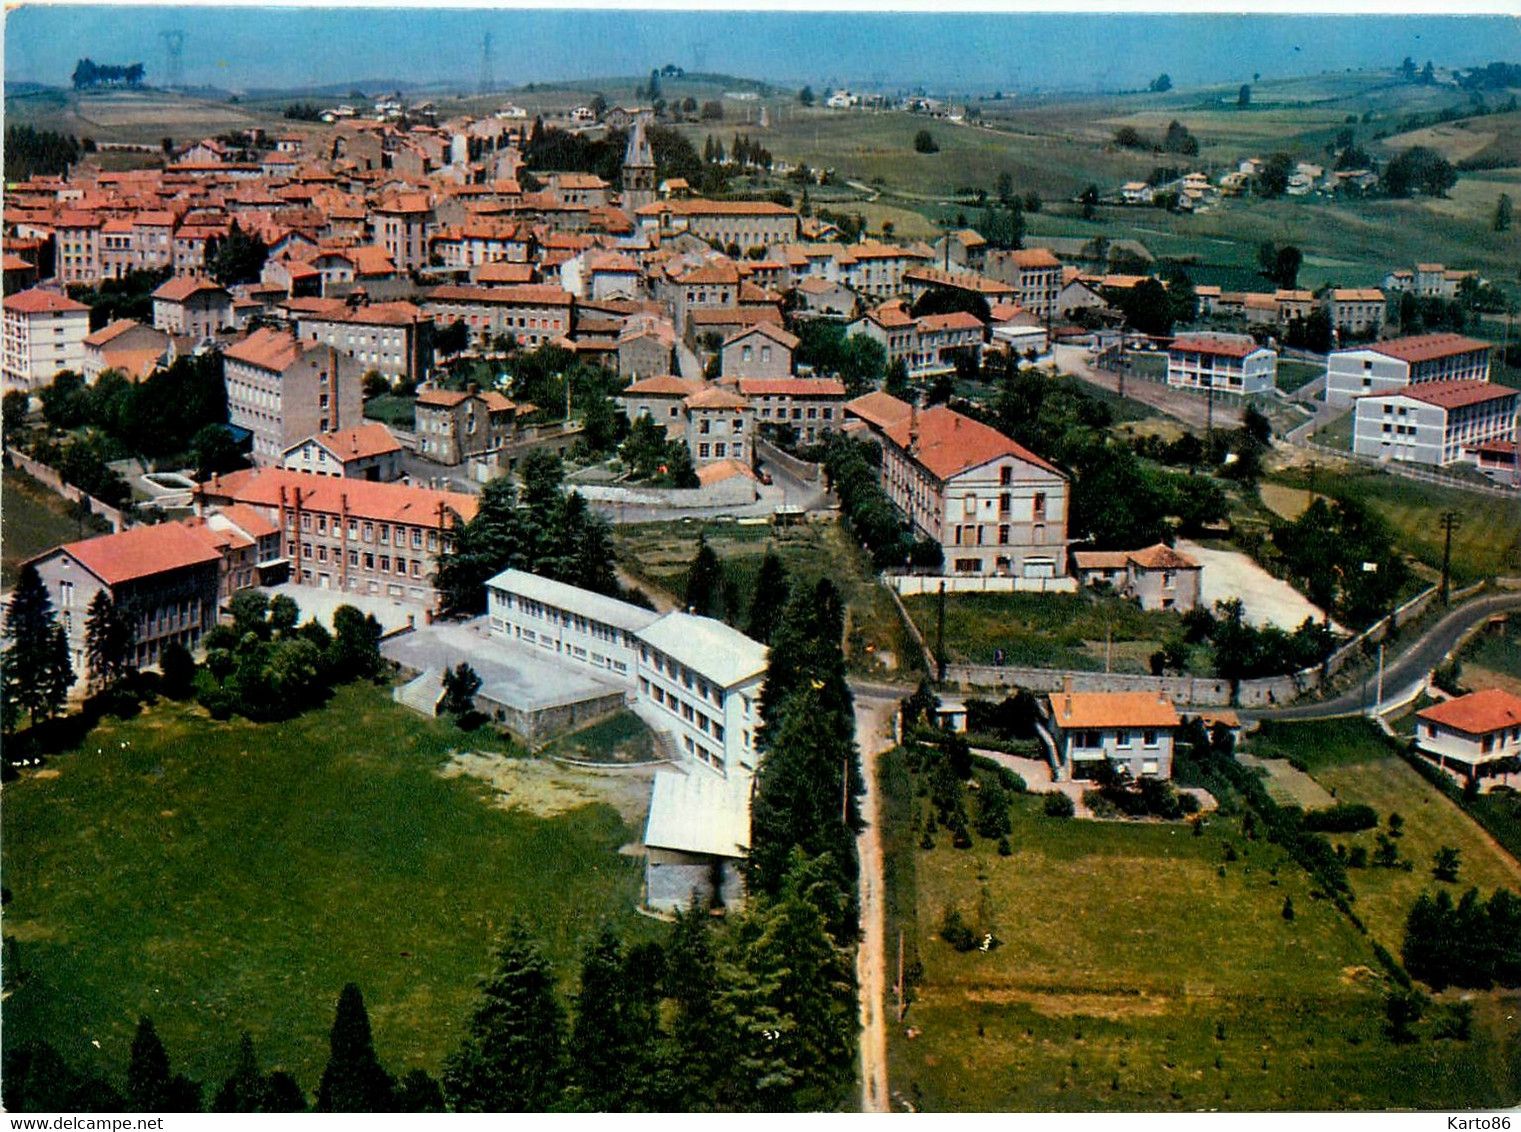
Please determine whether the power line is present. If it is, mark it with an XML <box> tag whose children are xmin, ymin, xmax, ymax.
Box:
<box><xmin>1439</xmin><ymin>509</ymin><xmax>1462</xmax><ymax>605</ymax></box>
<box><xmin>478</xmin><ymin>32</ymin><xmax>494</xmax><ymax>98</ymax></box>
<box><xmin>160</xmin><ymin>30</ymin><xmax>184</xmax><ymax>90</ymax></box>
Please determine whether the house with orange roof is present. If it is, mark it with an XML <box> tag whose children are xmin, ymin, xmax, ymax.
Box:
<box><xmin>26</xmin><ymin>523</ymin><xmax>222</xmax><ymax>674</ymax></box>
<box><xmin>732</xmin><ymin>376</ymin><xmax>848</xmax><ymax>444</ymax></box>
<box><xmin>1352</xmin><ymin>380</ymin><xmax>1517</xmax><ymax>468</ymax></box>
<box><xmin>792</xmin><ymin>276</ymin><xmax>858</xmax><ymax>320</ymax></box>
<box><xmin>617</xmin><ymin>375</ymin><xmax>708</xmax><ymax>429</ymax></box>
<box><xmin>81</xmin><ymin>319</ymin><xmax>174</xmax><ymax>383</ymax></box>
<box><xmin>2</xmin><ymin>252</ymin><xmax>40</xmax><ymax>295</ymax></box>
<box><xmin>903</xmin><ymin>265</ymin><xmax>1016</xmax><ymax>308</ymax></box>
<box><xmin>1325</xmin><ymin>333</ymin><xmax>1492</xmax><ymax>407</ymax></box>
<box><xmin>1415</xmin><ymin>688</ymin><xmax>1521</xmax><ymax>786</ymax></box>
<box><xmin>720</xmin><ymin>321</ymin><xmax>798</xmax><ymax>380</ymax></box>
<box><xmin>197</xmin><ymin>466</ymin><xmax>477</xmax><ymax>604</ymax></box>
<box><xmin>421</xmin><ymin>284</ymin><xmax>572</xmax><ymax>350</ymax></box>
<box><xmin>223</xmin><ymin>328</ymin><xmax>362</xmax><ymax>466</ymax></box>
<box><xmin>292</xmin><ymin>299</ymin><xmax>432</xmax><ymax>384</ymax></box>
<box><xmin>853</xmin><ymin>396</ymin><xmax>1070</xmax><ymax>578</ymax></box>
<box><xmin>152</xmin><ymin>275</ymin><xmax>234</xmax><ymax>340</ymax></box>
<box><xmin>1046</xmin><ymin>691</ymin><xmax>1181</xmax><ymax>780</ymax></box>
<box><xmin>281</xmin><ymin>423</ymin><xmax>404</xmax><ymax>482</ymax></box>
<box><xmin>369</xmin><ymin>192</ymin><xmax>434</xmax><ymax>271</ymax></box>
<box><xmin>683</xmin><ymin>385</ymin><xmax>753</xmax><ymax>467</ymax></box>
<box><xmin>1071</xmin><ymin>543</ymin><xmax>1202</xmax><ymax>612</ymax></box>
<box><xmin>413</xmin><ymin>384</ymin><xmax>526</xmax><ymax>467</ymax></box>
<box><xmin>3</xmin><ymin>287</ymin><xmax>91</xmax><ymax>391</ymax></box>
<box><xmin>616</xmin><ymin>315</ymin><xmax>678</xmax><ymax>379</ymax></box>
<box><xmin>1322</xmin><ymin>288</ymin><xmax>1386</xmax><ymax>338</ymax></box>
<box><xmin>984</xmin><ymin>246</ymin><xmax>1064</xmax><ymax>321</ymax></box>
<box><xmin>846</xmin><ymin>299</ymin><xmax>919</xmax><ymax>371</ymax></box>
<box><xmin>634</xmin><ymin>197</ymin><xmax>799</xmax><ymax>253</ymax></box>
<box><xmin>53</xmin><ymin>210</ymin><xmax>104</xmax><ymax>284</ymax></box>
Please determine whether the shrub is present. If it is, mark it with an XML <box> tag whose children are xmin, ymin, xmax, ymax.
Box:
<box><xmin>1302</xmin><ymin>803</ymin><xmax>1378</xmax><ymax>833</ymax></box>
<box><xmin>1043</xmin><ymin>791</ymin><xmax>1075</xmax><ymax>818</ymax></box>
<box><xmin>913</xmin><ymin>130</ymin><xmax>939</xmax><ymax>154</ymax></box>
<box><xmin>940</xmin><ymin>906</ymin><xmax>977</xmax><ymax>951</ymax></box>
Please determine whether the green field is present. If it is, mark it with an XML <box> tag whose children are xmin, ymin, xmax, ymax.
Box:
<box><xmin>363</xmin><ymin>394</ymin><xmax>417</xmax><ymax>430</ymax></box>
<box><xmin>880</xmin><ymin>742</ymin><xmax>1521</xmax><ymax>1111</ymax></box>
<box><xmin>1276</xmin><ymin>360</ymin><xmax>1324</xmax><ymax>395</ymax></box>
<box><xmin>1</xmin><ymin>682</ymin><xmax>658</xmax><ymax>1094</ymax></box>
<box><xmin>1</xmin><ymin>466</ymin><xmax>110</xmax><ymax>587</ymax></box>
<box><xmin>901</xmin><ymin>589</ymin><xmax>1193</xmax><ymax>674</ymax></box>
<box><xmin>612</xmin><ymin>517</ymin><xmax>916</xmax><ymax>678</ymax></box>
<box><xmin>1271</xmin><ymin>466</ymin><xmax>1521</xmax><ymax>584</ymax></box>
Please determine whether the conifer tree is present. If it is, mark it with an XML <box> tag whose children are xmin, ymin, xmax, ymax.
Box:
<box><xmin>2</xmin><ymin>563</ymin><xmax>74</xmax><ymax>728</ymax></box>
<box><xmin>443</xmin><ymin>926</ymin><xmax>567</xmax><ymax>1112</ymax></box>
<box><xmin>315</xmin><ymin>984</ymin><xmax>396</xmax><ymax>1112</ymax></box>
<box><xmin>212</xmin><ymin>1034</ymin><xmax>272</xmax><ymax>1113</ymax></box>
<box><xmin>84</xmin><ymin>590</ymin><xmax>133</xmax><ymax>692</ymax></box>
<box><xmin>569</xmin><ymin>927</ymin><xmax>659</xmax><ymax>1110</ymax></box>
<box><xmin>683</xmin><ymin>534</ymin><xmax>725</xmax><ymax>619</ymax></box>
<box><xmin>746</xmin><ymin>547</ymin><xmax>789</xmax><ymax>645</ymax></box>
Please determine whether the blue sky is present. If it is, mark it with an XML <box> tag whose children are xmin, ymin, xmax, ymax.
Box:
<box><xmin>4</xmin><ymin>6</ymin><xmax>1518</xmax><ymax>94</ymax></box>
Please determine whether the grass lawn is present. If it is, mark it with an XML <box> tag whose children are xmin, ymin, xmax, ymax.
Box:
<box><xmin>1310</xmin><ymin>410</ymin><xmax>1354</xmax><ymax>451</ymax></box>
<box><xmin>363</xmin><ymin>394</ymin><xmax>417</xmax><ymax>430</ymax></box>
<box><xmin>0</xmin><ymin>682</ymin><xmax>658</xmax><ymax>1094</ymax></box>
<box><xmin>538</xmin><ymin>708</ymin><xmax>657</xmax><ymax>764</ymax></box>
<box><xmin>901</xmin><ymin>589</ymin><xmax>1191</xmax><ymax>674</ymax></box>
<box><xmin>1457</xmin><ymin>619</ymin><xmax>1521</xmax><ymax>694</ymax></box>
<box><xmin>880</xmin><ymin>746</ymin><xmax>1518</xmax><ymax>1111</ymax></box>
<box><xmin>1276</xmin><ymin>360</ymin><xmax>1323</xmax><ymax>395</ymax></box>
<box><xmin>2</xmin><ymin>466</ymin><xmax>111</xmax><ymax>587</ymax></box>
<box><xmin>612</xmin><ymin>517</ymin><xmax>916</xmax><ymax>678</ymax></box>
<box><xmin>1269</xmin><ymin>464</ymin><xmax>1521</xmax><ymax>584</ymax></box>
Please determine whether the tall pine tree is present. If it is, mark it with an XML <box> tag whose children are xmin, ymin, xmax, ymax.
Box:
<box><xmin>443</xmin><ymin>926</ymin><xmax>567</xmax><ymax>1112</ymax></box>
<box><xmin>683</xmin><ymin>534</ymin><xmax>725</xmax><ymax>619</ymax></box>
<box><xmin>746</xmin><ymin>547</ymin><xmax>789</xmax><ymax>645</ymax></box>
<box><xmin>84</xmin><ymin>590</ymin><xmax>133</xmax><ymax>692</ymax></box>
<box><xmin>315</xmin><ymin>984</ymin><xmax>395</xmax><ymax>1112</ymax></box>
<box><xmin>568</xmin><ymin>927</ymin><xmax>660</xmax><ymax>1110</ymax></box>
<box><xmin>2</xmin><ymin>563</ymin><xmax>74</xmax><ymax>729</ymax></box>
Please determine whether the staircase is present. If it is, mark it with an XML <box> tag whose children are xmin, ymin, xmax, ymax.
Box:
<box><xmin>393</xmin><ymin>668</ymin><xmax>445</xmax><ymax>717</ymax></box>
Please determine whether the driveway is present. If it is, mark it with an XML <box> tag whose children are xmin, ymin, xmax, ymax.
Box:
<box><xmin>1052</xmin><ymin>344</ymin><xmax>1244</xmax><ymax>431</ymax></box>
<box><xmin>1177</xmin><ymin>538</ymin><xmax>1339</xmax><ymax>633</ymax></box>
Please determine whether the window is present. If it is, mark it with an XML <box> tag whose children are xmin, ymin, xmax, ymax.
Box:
<box><xmin>1033</xmin><ymin>491</ymin><xmax>1047</xmax><ymax>517</ymax></box>
<box><xmin>1143</xmin><ymin>730</ymin><xmax>1158</xmax><ymax>747</ymax></box>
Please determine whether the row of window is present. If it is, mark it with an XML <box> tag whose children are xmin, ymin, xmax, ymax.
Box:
<box><xmin>642</xmin><ymin>677</ymin><xmax>727</xmax><ymax>744</ymax></box>
<box><xmin>287</xmin><ymin>539</ymin><xmax>425</xmax><ymax>578</ymax></box>
<box><xmin>289</xmin><ymin>513</ymin><xmax>436</xmax><ymax>551</ymax></box>
<box><xmin>1072</xmin><ymin>729</ymin><xmax>1164</xmax><ymax>749</ymax></box>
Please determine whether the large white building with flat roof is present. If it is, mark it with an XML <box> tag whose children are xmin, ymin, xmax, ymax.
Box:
<box><xmin>483</xmin><ymin>568</ymin><xmax>769</xmax><ymax>912</ymax></box>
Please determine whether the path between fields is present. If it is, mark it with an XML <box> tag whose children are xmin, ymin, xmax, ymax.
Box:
<box><xmin>853</xmin><ymin>691</ymin><xmax>898</xmax><ymax>1114</ymax></box>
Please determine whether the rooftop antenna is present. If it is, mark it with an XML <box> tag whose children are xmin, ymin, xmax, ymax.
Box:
<box><xmin>478</xmin><ymin>32</ymin><xmax>495</xmax><ymax>98</ymax></box>
<box><xmin>160</xmin><ymin>29</ymin><xmax>185</xmax><ymax>90</ymax></box>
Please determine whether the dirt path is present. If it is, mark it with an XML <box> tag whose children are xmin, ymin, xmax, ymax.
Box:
<box><xmin>1051</xmin><ymin>344</ymin><xmax>1244</xmax><ymax>431</ymax></box>
<box><xmin>853</xmin><ymin>692</ymin><xmax>898</xmax><ymax>1114</ymax></box>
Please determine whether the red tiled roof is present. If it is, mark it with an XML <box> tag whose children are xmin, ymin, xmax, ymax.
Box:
<box><xmin>723</xmin><ymin>321</ymin><xmax>799</xmax><ymax>350</ymax></box>
<box><xmin>202</xmin><ymin>467</ymin><xmax>477</xmax><ymax>526</ymax></box>
<box><xmin>426</xmin><ymin>284</ymin><xmax>572</xmax><ymax>306</ymax></box>
<box><xmin>224</xmin><ymin>327</ymin><xmax>303</xmax><ymax>372</ymax></box>
<box><xmin>1362</xmin><ymin>380</ymin><xmax>1515</xmax><ymax>411</ymax></box>
<box><xmin>844</xmin><ymin>390</ymin><xmax>915</xmax><ymax>432</ymax></box>
<box><xmin>304</xmin><ymin>423</ymin><xmax>402</xmax><ymax>461</ymax></box>
<box><xmin>1169</xmin><ymin>335</ymin><xmax>1267</xmax><ymax>360</ymax></box>
<box><xmin>48</xmin><ymin>523</ymin><xmax>222</xmax><ymax>586</ymax></box>
<box><xmin>473</xmin><ymin>262</ymin><xmax>536</xmax><ymax>285</ymax></box>
<box><xmin>415</xmin><ymin>388</ymin><xmax>472</xmax><ymax>408</ymax></box>
<box><xmin>1369</xmin><ymin>333</ymin><xmax>1491</xmax><ymax>364</ymax></box>
<box><xmin>1417</xmin><ymin>688</ymin><xmax>1521</xmax><ymax>736</ymax></box>
<box><xmin>882</xmin><ymin>405</ymin><xmax>1062</xmax><ymax>481</ymax></box>
<box><xmin>685</xmin><ymin>387</ymin><xmax>749</xmax><ymax>411</ymax></box>
<box><xmin>153</xmin><ymin>276</ymin><xmax>229</xmax><ymax>302</ymax></box>
<box><xmin>215</xmin><ymin>503</ymin><xmax>279</xmax><ymax>539</ymax></box>
<box><xmin>4</xmin><ymin>288</ymin><xmax>89</xmax><ymax>315</ymax></box>
<box><xmin>83</xmin><ymin>319</ymin><xmax>151</xmax><ymax>349</ymax></box>
<box><xmin>736</xmin><ymin>378</ymin><xmax>847</xmax><ymax>398</ymax></box>
<box><xmin>1126</xmin><ymin>543</ymin><xmax>1200</xmax><ymax>570</ymax></box>
<box><xmin>1050</xmin><ymin>691</ymin><xmax>1180</xmax><ymax>730</ymax></box>
<box><xmin>622</xmin><ymin>375</ymin><xmax>706</xmax><ymax>397</ymax></box>
<box><xmin>916</xmin><ymin>311</ymin><xmax>985</xmax><ymax>333</ymax></box>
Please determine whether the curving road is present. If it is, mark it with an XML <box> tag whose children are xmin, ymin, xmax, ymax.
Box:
<box><xmin>1241</xmin><ymin>591</ymin><xmax>1521</xmax><ymax>722</ymax></box>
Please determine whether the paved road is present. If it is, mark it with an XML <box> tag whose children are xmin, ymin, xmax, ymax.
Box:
<box><xmin>1051</xmin><ymin>344</ymin><xmax>1244</xmax><ymax>431</ymax></box>
<box><xmin>1242</xmin><ymin>592</ymin><xmax>1521</xmax><ymax>721</ymax></box>
<box><xmin>852</xmin><ymin>691</ymin><xmax>899</xmax><ymax>1114</ymax></box>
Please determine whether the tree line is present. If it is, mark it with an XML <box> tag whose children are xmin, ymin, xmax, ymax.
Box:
<box><xmin>71</xmin><ymin>59</ymin><xmax>145</xmax><ymax>89</ymax></box>
<box><xmin>435</xmin><ymin>451</ymin><xmax>626</xmax><ymax>616</ymax></box>
<box><xmin>4</xmin><ymin>125</ymin><xmax>82</xmax><ymax>182</ymax></box>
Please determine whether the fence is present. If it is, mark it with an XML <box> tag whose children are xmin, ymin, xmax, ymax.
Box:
<box><xmin>918</xmin><ymin>579</ymin><xmax>1486</xmax><ymax>709</ymax></box>
<box><xmin>886</xmin><ymin>573</ymin><xmax>1079</xmax><ymax>597</ymax></box>
<box><xmin>6</xmin><ymin>447</ymin><xmax>128</xmax><ymax>532</ymax></box>
<box><xmin>1298</xmin><ymin>439</ymin><xmax>1518</xmax><ymax>499</ymax></box>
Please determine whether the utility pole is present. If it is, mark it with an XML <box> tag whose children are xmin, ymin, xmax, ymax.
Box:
<box><xmin>1439</xmin><ymin>509</ymin><xmax>1462</xmax><ymax>605</ymax></box>
<box><xmin>1374</xmin><ymin>641</ymin><xmax>1385</xmax><ymax>713</ymax></box>
<box><xmin>936</xmin><ymin>580</ymin><xmax>947</xmax><ymax>686</ymax></box>
<box><xmin>895</xmin><ymin>930</ymin><xmax>906</xmax><ymax>1022</ymax></box>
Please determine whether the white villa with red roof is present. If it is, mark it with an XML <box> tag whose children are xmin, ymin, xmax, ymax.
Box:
<box><xmin>1352</xmin><ymin>380</ymin><xmax>1518</xmax><ymax>467</ymax></box>
<box><xmin>152</xmin><ymin>276</ymin><xmax>234</xmax><ymax>340</ymax></box>
<box><xmin>1415</xmin><ymin>688</ymin><xmax>1521</xmax><ymax>786</ymax></box>
<box><xmin>1325</xmin><ymin>333</ymin><xmax>1492</xmax><ymax>407</ymax></box>
<box><xmin>1047</xmin><ymin>690</ymin><xmax>1181</xmax><ymax>781</ymax></box>
<box><xmin>281</xmin><ymin>423</ymin><xmax>404</xmax><ymax>481</ymax></box>
<box><xmin>1167</xmin><ymin>333</ymin><xmax>1278</xmax><ymax>395</ymax></box>
<box><xmin>849</xmin><ymin>394</ymin><xmax>1070</xmax><ymax>578</ymax></box>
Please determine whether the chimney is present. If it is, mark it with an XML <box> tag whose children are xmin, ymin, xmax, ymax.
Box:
<box><xmin>1062</xmin><ymin>675</ymin><xmax>1074</xmax><ymax>694</ymax></box>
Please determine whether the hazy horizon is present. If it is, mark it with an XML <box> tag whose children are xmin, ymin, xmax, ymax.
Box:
<box><xmin>4</xmin><ymin>7</ymin><xmax>1520</xmax><ymax>97</ymax></box>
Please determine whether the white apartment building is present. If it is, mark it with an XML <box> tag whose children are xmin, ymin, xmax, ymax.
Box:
<box><xmin>1166</xmin><ymin>335</ymin><xmax>1278</xmax><ymax>395</ymax></box>
<box><xmin>1352</xmin><ymin>380</ymin><xmax>1518</xmax><ymax>467</ymax></box>
<box><xmin>3</xmin><ymin>287</ymin><xmax>91</xmax><ymax>391</ymax></box>
<box><xmin>1325</xmin><ymin>333</ymin><xmax>1491</xmax><ymax>408</ymax></box>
